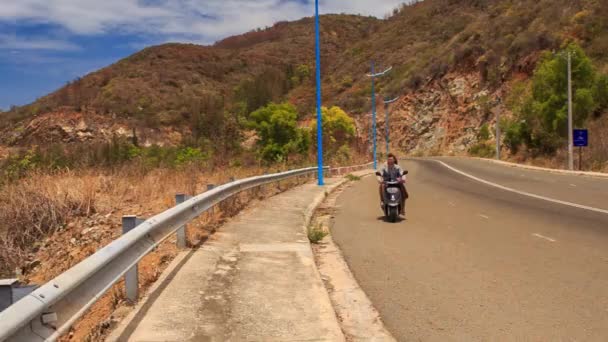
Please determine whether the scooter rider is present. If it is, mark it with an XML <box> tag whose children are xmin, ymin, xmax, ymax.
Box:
<box><xmin>378</xmin><ymin>153</ymin><xmax>408</xmax><ymax>210</ymax></box>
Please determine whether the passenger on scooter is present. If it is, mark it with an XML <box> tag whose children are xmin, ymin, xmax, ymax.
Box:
<box><xmin>378</xmin><ymin>153</ymin><xmax>408</xmax><ymax>210</ymax></box>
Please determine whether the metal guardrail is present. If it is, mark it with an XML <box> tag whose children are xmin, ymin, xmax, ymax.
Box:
<box><xmin>0</xmin><ymin>163</ymin><xmax>371</xmax><ymax>341</ymax></box>
<box><xmin>329</xmin><ymin>162</ymin><xmax>375</xmax><ymax>176</ymax></box>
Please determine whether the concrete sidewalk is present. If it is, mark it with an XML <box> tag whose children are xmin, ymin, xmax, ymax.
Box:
<box><xmin>109</xmin><ymin>178</ymin><xmax>347</xmax><ymax>342</ymax></box>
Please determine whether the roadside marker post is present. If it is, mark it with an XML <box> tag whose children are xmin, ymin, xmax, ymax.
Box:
<box><xmin>573</xmin><ymin>129</ymin><xmax>588</xmax><ymax>171</ymax></box>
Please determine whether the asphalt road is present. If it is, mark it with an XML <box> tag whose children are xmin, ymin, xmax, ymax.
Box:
<box><xmin>433</xmin><ymin>157</ymin><xmax>608</xmax><ymax>211</ymax></box>
<box><xmin>331</xmin><ymin>158</ymin><xmax>608</xmax><ymax>341</ymax></box>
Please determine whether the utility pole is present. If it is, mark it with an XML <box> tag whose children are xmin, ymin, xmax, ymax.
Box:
<box><xmin>567</xmin><ymin>51</ymin><xmax>574</xmax><ymax>171</ymax></box>
<box><xmin>367</xmin><ymin>64</ymin><xmax>392</xmax><ymax>170</ymax></box>
<box><xmin>495</xmin><ymin>97</ymin><xmax>501</xmax><ymax>160</ymax></box>
<box><xmin>314</xmin><ymin>0</ymin><xmax>324</xmax><ymax>185</ymax></box>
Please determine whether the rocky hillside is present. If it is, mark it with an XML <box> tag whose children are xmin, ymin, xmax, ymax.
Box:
<box><xmin>1</xmin><ymin>0</ymin><xmax>607</xmax><ymax>163</ymax></box>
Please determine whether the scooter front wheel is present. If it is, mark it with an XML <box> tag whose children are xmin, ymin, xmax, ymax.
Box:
<box><xmin>388</xmin><ymin>206</ymin><xmax>398</xmax><ymax>223</ymax></box>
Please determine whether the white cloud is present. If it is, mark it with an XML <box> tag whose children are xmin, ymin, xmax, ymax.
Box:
<box><xmin>0</xmin><ymin>34</ymin><xmax>80</xmax><ymax>50</ymax></box>
<box><xmin>0</xmin><ymin>0</ymin><xmax>407</xmax><ymax>44</ymax></box>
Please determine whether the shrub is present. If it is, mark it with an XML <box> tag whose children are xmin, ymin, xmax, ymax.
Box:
<box><xmin>175</xmin><ymin>147</ymin><xmax>208</xmax><ymax>166</ymax></box>
<box><xmin>309</xmin><ymin>106</ymin><xmax>356</xmax><ymax>160</ymax></box>
<box><xmin>502</xmin><ymin>119</ymin><xmax>530</xmax><ymax>154</ymax></box>
<box><xmin>478</xmin><ymin>123</ymin><xmax>491</xmax><ymax>142</ymax></box>
<box><xmin>341</xmin><ymin>76</ymin><xmax>354</xmax><ymax>89</ymax></box>
<box><xmin>248</xmin><ymin>103</ymin><xmax>310</xmax><ymax>163</ymax></box>
<box><xmin>2</xmin><ymin>149</ymin><xmax>40</xmax><ymax>181</ymax></box>
<box><xmin>469</xmin><ymin>142</ymin><xmax>494</xmax><ymax>158</ymax></box>
<box><xmin>307</xmin><ymin>224</ymin><xmax>328</xmax><ymax>244</ymax></box>
<box><xmin>336</xmin><ymin>145</ymin><xmax>352</xmax><ymax>164</ymax></box>
<box><xmin>345</xmin><ymin>174</ymin><xmax>361</xmax><ymax>181</ymax></box>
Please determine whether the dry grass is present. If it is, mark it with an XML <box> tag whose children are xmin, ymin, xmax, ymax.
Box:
<box><xmin>0</xmin><ymin>172</ymin><xmax>97</xmax><ymax>276</ymax></box>
<box><xmin>0</xmin><ymin>163</ymin><xmax>273</xmax><ymax>278</ymax></box>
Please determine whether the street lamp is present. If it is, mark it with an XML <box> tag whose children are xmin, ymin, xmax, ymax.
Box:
<box><xmin>314</xmin><ymin>0</ymin><xmax>324</xmax><ymax>185</ymax></box>
<box><xmin>383</xmin><ymin>96</ymin><xmax>399</xmax><ymax>155</ymax></box>
<box><xmin>367</xmin><ymin>62</ymin><xmax>392</xmax><ymax>170</ymax></box>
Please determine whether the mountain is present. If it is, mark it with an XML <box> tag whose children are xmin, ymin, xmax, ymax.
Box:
<box><xmin>0</xmin><ymin>15</ymin><xmax>379</xmax><ymax>148</ymax></box>
<box><xmin>1</xmin><ymin>0</ymin><xmax>607</xmax><ymax>164</ymax></box>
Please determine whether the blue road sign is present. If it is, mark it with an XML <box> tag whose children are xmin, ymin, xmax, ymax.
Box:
<box><xmin>573</xmin><ymin>129</ymin><xmax>588</xmax><ymax>147</ymax></box>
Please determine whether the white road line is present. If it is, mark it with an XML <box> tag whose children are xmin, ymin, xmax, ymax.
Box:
<box><xmin>448</xmin><ymin>202</ymin><xmax>456</xmax><ymax>207</ymax></box>
<box><xmin>479</xmin><ymin>214</ymin><xmax>490</xmax><ymax>219</ymax></box>
<box><xmin>532</xmin><ymin>233</ymin><xmax>557</xmax><ymax>242</ymax></box>
<box><xmin>435</xmin><ymin>160</ymin><xmax>608</xmax><ymax>215</ymax></box>
<box><xmin>569</xmin><ymin>184</ymin><xmax>577</xmax><ymax>187</ymax></box>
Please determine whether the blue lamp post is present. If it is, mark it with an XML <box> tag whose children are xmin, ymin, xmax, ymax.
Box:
<box><xmin>314</xmin><ymin>0</ymin><xmax>324</xmax><ymax>185</ymax></box>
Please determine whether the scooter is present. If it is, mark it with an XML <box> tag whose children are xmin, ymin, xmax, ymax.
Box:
<box><xmin>376</xmin><ymin>170</ymin><xmax>408</xmax><ymax>223</ymax></box>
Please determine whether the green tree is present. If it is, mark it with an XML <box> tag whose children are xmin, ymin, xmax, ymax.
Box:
<box><xmin>248</xmin><ymin>103</ymin><xmax>310</xmax><ymax>162</ymax></box>
<box><xmin>506</xmin><ymin>43</ymin><xmax>605</xmax><ymax>154</ymax></box>
<box><xmin>594</xmin><ymin>74</ymin><xmax>608</xmax><ymax>111</ymax></box>
<box><xmin>310</xmin><ymin>106</ymin><xmax>356</xmax><ymax>160</ymax></box>
<box><xmin>530</xmin><ymin>44</ymin><xmax>596</xmax><ymax>135</ymax></box>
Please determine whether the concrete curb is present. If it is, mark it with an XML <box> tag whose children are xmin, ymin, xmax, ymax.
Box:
<box><xmin>303</xmin><ymin>170</ymin><xmax>375</xmax><ymax>233</ymax></box>
<box><xmin>303</xmin><ymin>181</ymin><xmax>347</xmax><ymax>232</ymax></box>
<box><xmin>300</xmin><ymin>170</ymin><xmax>375</xmax><ymax>341</ymax></box>
<box><xmin>471</xmin><ymin>157</ymin><xmax>608</xmax><ymax>179</ymax></box>
<box><xmin>311</xmin><ymin>175</ymin><xmax>397</xmax><ymax>341</ymax></box>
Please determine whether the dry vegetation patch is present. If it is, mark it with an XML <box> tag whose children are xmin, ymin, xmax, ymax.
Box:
<box><xmin>0</xmin><ymin>165</ymin><xmax>314</xmax><ymax>341</ymax></box>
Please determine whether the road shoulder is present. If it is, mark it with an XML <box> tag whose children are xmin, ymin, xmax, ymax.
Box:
<box><xmin>472</xmin><ymin>157</ymin><xmax>608</xmax><ymax>178</ymax></box>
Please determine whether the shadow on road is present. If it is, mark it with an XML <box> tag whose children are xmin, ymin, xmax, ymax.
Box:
<box><xmin>376</xmin><ymin>215</ymin><xmax>406</xmax><ymax>223</ymax></box>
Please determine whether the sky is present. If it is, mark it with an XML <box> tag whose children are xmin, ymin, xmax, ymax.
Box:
<box><xmin>0</xmin><ymin>0</ymin><xmax>407</xmax><ymax>110</ymax></box>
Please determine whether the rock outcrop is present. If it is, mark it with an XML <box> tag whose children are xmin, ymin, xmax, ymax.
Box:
<box><xmin>2</xmin><ymin>111</ymin><xmax>187</xmax><ymax>148</ymax></box>
<box><xmin>373</xmin><ymin>72</ymin><xmax>506</xmax><ymax>156</ymax></box>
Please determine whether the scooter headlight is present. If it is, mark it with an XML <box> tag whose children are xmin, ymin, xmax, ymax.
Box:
<box><xmin>386</xmin><ymin>187</ymin><xmax>400</xmax><ymax>194</ymax></box>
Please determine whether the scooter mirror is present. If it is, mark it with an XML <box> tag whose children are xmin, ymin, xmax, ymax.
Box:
<box><xmin>375</xmin><ymin>171</ymin><xmax>381</xmax><ymax>176</ymax></box>
<box><xmin>403</xmin><ymin>170</ymin><xmax>409</xmax><ymax>175</ymax></box>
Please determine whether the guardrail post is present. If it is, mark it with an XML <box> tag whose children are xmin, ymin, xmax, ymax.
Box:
<box><xmin>175</xmin><ymin>194</ymin><xmax>188</xmax><ymax>249</ymax></box>
<box><xmin>122</xmin><ymin>216</ymin><xmax>139</xmax><ymax>303</ymax></box>
<box><xmin>206</xmin><ymin>185</ymin><xmax>216</xmax><ymax>214</ymax></box>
